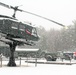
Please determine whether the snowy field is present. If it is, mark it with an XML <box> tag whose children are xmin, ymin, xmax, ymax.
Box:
<box><xmin>0</xmin><ymin>58</ymin><xmax>76</xmax><ymax>75</ymax></box>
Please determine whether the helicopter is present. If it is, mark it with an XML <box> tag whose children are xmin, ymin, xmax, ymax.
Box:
<box><xmin>0</xmin><ymin>2</ymin><xmax>66</xmax><ymax>45</ymax></box>
<box><xmin>0</xmin><ymin>3</ymin><xmax>40</xmax><ymax>46</ymax></box>
<box><xmin>0</xmin><ymin>15</ymin><xmax>39</xmax><ymax>45</ymax></box>
<box><xmin>0</xmin><ymin>2</ymin><xmax>66</xmax><ymax>66</ymax></box>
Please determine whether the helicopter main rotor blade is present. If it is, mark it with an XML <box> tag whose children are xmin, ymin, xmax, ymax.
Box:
<box><xmin>0</xmin><ymin>2</ymin><xmax>66</xmax><ymax>27</ymax></box>
<box><xmin>20</xmin><ymin>10</ymin><xmax>65</xmax><ymax>27</ymax></box>
<box><xmin>0</xmin><ymin>2</ymin><xmax>23</xmax><ymax>12</ymax></box>
<box><xmin>0</xmin><ymin>2</ymin><xmax>10</xmax><ymax>9</ymax></box>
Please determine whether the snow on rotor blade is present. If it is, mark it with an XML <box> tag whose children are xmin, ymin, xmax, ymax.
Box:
<box><xmin>0</xmin><ymin>2</ymin><xmax>10</xmax><ymax>9</ymax></box>
<box><xmin>22</xmin><ymin>10</ymin><xmax>65</xmax><ymax>27</ymax></box>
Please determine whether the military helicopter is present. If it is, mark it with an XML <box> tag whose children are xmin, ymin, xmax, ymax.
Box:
<box><xmin>0</xmin><ymin>3</ymin><xmax>40</xmax><ymax>46</ymax></box>
<box><xmin>0</xmin><ymin>2</ymin><xmax>66</xmax><ymax>66</ymax></box>
<box><xmin>0</xmin><ymin>2</ymin><xmax>66</xmax><ymax>45</ymax></box>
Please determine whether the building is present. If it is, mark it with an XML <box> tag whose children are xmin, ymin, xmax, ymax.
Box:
<box><xmin>15</xmin><ymin>47</ymin><xmax>39</xmax><ymax>58</ymax></box>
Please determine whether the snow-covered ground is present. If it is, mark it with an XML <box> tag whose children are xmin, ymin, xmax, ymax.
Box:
<box><xmin>0</xmin><ymin>58</ymin><xmax>76</xmax><ymax>75</ymax></box>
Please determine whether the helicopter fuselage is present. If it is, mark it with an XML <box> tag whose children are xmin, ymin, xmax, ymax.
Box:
<box><xmin>0</xmin><ymin>15</ymin><xmax>39</xmax><ymax>43</ymax></box>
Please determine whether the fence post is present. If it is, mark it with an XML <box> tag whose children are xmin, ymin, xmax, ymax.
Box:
<box><xmin>35</xmin><ymin>52</ymin><xmax>37</xmax><ymax>67</ymax></box>
<box><xmin>26</xmin><ymin>54</ymin><xmax>29</xmax><ymax>66</ymax></box>
<box><xmin>20</xmin><ymin>57</ymin><xmax>21</xmax><ymax>66</ymax></box>
<box><xmin>35</xmin><ymin>58</ymin><xmax>37</xmax><ymax>67</ymax></box>
<box><xmin>1</xmin><ymin>57</ymin><xmax>2</xmax><ymax>67</ymax></box>
<box><xmin>0</xmin><ymin>54</ymin><xmax>2</xmax><ymax>67</ymax></box>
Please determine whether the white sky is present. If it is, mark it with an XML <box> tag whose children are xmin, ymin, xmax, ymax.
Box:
<box><xmin>0</xmin><ymin>0</ymin><xmax>76</xmax><ymax>30</ymax></box>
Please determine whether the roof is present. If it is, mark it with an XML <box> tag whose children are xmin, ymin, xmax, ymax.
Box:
<box><xmin>16</xmin><ymin>47</ymin><xmax>39</xmax><ymax>52</ymax></box>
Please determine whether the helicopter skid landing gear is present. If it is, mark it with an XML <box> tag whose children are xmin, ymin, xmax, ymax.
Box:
<box><xmin>7</xmin><ymin>42</ymin><xmax>17</xmax><ymax>66</ymax></box>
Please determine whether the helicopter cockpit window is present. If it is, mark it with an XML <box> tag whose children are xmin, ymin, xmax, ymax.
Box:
<box><xmin>19</xmin><ymin>24</ymin><xmax>25</xmax><ymax>31</ymax></box>
<box><xmin>11</xmin><ymin>22</ymin><xmax>18</xmax><ymax>29</ymax></box>
<box><xmin>32</xmin><ymin>28</ymin><xmax>37</xmax><ymax>36</ymax></box>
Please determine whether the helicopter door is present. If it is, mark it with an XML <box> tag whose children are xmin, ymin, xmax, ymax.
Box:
<box><xmin>0</xmin><ymin>19</ymin><xmax>4</xmax><ymax>32</ymax></box>
<box><xmin>18</xmin><ymin>23</ymin><xmax>25</xmax><ymax>38</ymax></box>
<box><xmin>11</xmin><ymin>20</ymin><xmax>19</xmax><ymax>37</ymax></box>
<box><xmin>1</xmin><ymin>19</ymin><xmax>10</xmax><ymax>34</ymax></box>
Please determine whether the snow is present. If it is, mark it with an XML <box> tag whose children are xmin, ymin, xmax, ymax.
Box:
<box><xmin>0</xmin><ymin>59</ymin><xmax>76</xmax><ymax>75</ymax></box>
<box><xmin>16</xmin><ymin>47</ymin><xmax>39</xmax><ymax>51</ymax></box>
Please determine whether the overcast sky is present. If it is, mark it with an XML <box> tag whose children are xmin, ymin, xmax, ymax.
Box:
<box><xmin>0</xmin><ymin>0</ymin><xmax>76</xmax><ymax>30</ymax></box>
